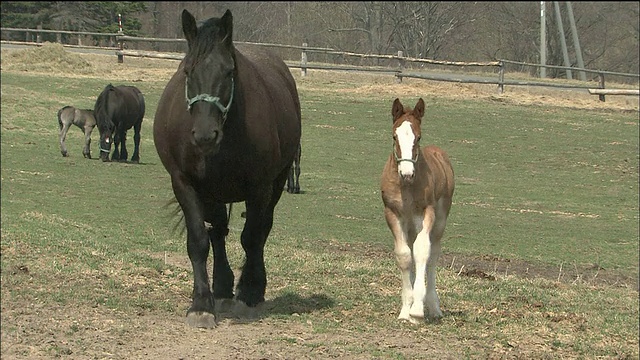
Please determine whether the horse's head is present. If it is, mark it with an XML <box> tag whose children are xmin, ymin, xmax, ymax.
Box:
<box><xmin>95</xmin><ymin>84</ymin><xmax>116</xmax><ymax>162</ymax></box>
<box><xmin>98</xmin><ymin>123</ymin><xmax>114</xmax><ymax>162</ymax></box>
<box><xmin>391</xmin><ymin>98</ymin><xmax>425</xmax><ymax>182</ymax></box>
<box><xmin>182</xmin><ymin>9</ymin><xmax>236</xmax><ymax>155</ymax></box>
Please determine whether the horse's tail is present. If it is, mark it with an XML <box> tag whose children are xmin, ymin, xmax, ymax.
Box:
<box><xmin>134</xmin><ymin>87</ymin><xmax>146</xmax><ymax>120</ymax></box>
<box><xmin>164</xmin><ymin>197</ymin><xmax>235</xmax><ymax>236</ymax></box>
<box><xmin>164</xmin><ymin>197</ymin><xmax>186</xmax><ymax>236</ymax></box>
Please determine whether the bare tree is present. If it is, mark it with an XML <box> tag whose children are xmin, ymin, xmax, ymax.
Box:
<box><xmin>385</xmin><ymin>2</ymin><xmax>478</xmax><ymax>60</ymax></box>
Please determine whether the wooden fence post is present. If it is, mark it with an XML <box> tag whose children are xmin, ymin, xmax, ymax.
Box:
<box><xmin>117</xmin><ymin>13</ymin><xmax>124</xmax><ymax>63</ymax></box>
<box><xmin>117</xmin><ymin>37</ymin><xmax>124</xmax><ymax>63</ymax></box>
<box><xmin>498</xmin><ymin>61</ymin><xmax>505</xmax><ymax>94</ymax></box>
<box><xmin>56</xmin><ymin>32</ymin><xmax>61</xmax><ymax>44</ymax></box>
<box><xmin>396</xmin><ymin>51</ymin><xmax>403</xmax><ymax>84</ymax></box>
<box><xmin>36</xmin><ymin>24</ymin><xmax>42</xmax><ymax>43</ymax></box>
<box><xmin>598</xmin><ymin>72</ymin><xmax>605</xmax><ymax>102</ymax></box>
<box><xmin>301</xmin><ymin>42</ymin><xmax>308</xmax><ymax>77</ymax></box>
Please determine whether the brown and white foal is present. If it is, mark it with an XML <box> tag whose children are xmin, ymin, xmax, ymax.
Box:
<box><xmin>380</xmin><ymin>98</ymin><xmax>455</xmax><ymax>323</ymax></box>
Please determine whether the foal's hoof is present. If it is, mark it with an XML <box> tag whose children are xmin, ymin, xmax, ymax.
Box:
<box><xmin>186</xmin><ymin>311</ymin><xmax>217</xmax><ymax>328</ymax></box>
<box><xmin>61</xmin><ymin>152</ymin><xmax>68</xmax><ymax>157</ymax></box>
<box><xmin>398</xmin><ymin>312</ymin><xmax>422</xmax><ymax>324</ymax></box>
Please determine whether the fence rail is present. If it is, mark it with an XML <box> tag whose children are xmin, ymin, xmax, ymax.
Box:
<box><xmin>2</xmin><ymin>26</ymin><xmax>638</xmax><ymax>102</ymax></box>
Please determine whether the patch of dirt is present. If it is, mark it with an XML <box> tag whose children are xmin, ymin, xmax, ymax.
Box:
<box><xmin>3</xmin><ymin>246</ymin><xmax>636</xmax><ymax>360</ymax></box>
<box><xmin>439</xmin><ymin>252</ymin><xmax>638</xmax><ymax>290</ymax></box>
<box><xmin>316</xmin><ymin>239</ymin><xmax>638</xmax><ymax>291</ymax></box>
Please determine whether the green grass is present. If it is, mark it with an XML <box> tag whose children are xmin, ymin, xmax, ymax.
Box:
<box><xmin>1</xmin><ymin>62</ymin><xmax>638</xmax><ymax>358</ymax></box>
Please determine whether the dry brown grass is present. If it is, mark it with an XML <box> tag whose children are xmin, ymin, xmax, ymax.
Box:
<box><xmin>2</xmin><ymin>42</ymin><xmax>638</xmax><ymax>113</ymax></box>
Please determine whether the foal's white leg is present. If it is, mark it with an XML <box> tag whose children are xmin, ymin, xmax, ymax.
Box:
<box><xmin>409</xmin><ymin>209</ymin><xmax>434</xmax><ymax>321</ymax></box>
<box><xmin>395</xmin><ymin>235</ymin><xmax>413</xmax><ymax>321</ymax></box>
<box><xmin>385</xmin><ymin>210</ymin><xmax>414</xmax><ymax>322</ymax></box>
<box><xmin>425</xmin><ymin>198</ymin><xmax>449</xmax><ymax>318</ymax></box>
<box><xmin>425</xmin><ymin>239</ymin><xmax>442</xmax><ymax>318</ymax></box>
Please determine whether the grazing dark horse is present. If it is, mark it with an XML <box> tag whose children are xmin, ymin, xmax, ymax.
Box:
<box><xmin>286</xmin><ymin>143</ymin><xmax>302</xmax><ymax>194</ymax></box>
<box><xmin>57</xmin><ymin>105</ymin><xmax>96</xmax><ymax>158</ymax></box>
<box><xmin>94</xmin><ymin>84</ymin><xmax>145</xmax><ymax>162</ymax></box>
<box><xmin>153</xmin><ymin>9</ymin><xmax>302</xmax><ymax>328</ymax></box>
<box><xmin>380</xmin><ymin>98</ymin><xmax>455</xmax><ymax>324</ymax></box>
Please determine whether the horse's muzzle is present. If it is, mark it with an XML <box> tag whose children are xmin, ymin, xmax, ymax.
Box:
<box><xmin>192</xmin><ymin>129</ymin><xmax>222</xmax><ymax>153</ymax></box>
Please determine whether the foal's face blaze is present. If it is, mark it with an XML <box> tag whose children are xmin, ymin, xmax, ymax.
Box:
<box><xmin>394</xmin><ymin>120</ymin><xmax>420</xmax><ymax>181</ymax></box>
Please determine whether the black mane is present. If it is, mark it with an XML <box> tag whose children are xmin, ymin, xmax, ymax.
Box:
<box><xmin>184</xmin><ymin>17</ymin><xmax>227</xmax><ymax>70</ymax></box>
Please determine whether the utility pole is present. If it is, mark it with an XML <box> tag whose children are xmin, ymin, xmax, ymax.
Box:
<box><xmin>565</xmin><ymin>1</ymin><xmax>587</xmax><ymax>81</ymax></box>
<box><xmin>553</xmin><ymin>1</ymin><xmax>572</xmax><ymax>79</ymax></box>
<box><xmin>540</xmin><ymin>1</ymin><xmax>547</xmax><ymax>78</ymax></box>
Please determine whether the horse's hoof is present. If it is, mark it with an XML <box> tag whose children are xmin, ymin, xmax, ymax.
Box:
<box><xmin>232</xmin><ymin>301</ymin><xmax>263</xmax><ymax>320</ymax></box>
<box><xmin>186</xmin><ymin>311</ymin><xmax>217</xmax><ymax>328</ymax></box>
<box><xmin>61</xmin><ymin>152</ymin><xmax>68</xmax><ymax>157</ymax></box>
<box><xmin>214</xmin><ymin>298</ymin><xmax>235</xmax><ymax>314</ymax></box>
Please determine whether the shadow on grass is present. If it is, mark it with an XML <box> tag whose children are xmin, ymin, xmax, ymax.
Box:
<box><xmin>266</xmin><ymin>291</ymin><xmax>334</xmax><ymax>315</ymax></box>
<box><xmin>214</xmin><ymin>292</ymin><xmax>335</xmax><ymax>324</ymax></box>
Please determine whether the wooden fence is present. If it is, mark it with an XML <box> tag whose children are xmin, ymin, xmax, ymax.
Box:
<box><xmin>2</xmin><ymin>27</ymin><xmax>639</xmax><ymax>102</ymax></box>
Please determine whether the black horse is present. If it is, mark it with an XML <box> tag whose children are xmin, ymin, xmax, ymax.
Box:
<box><xmin>286</xmin><ymin>143</ymin><xmax>301</xmax><ymax>194</ymax></box>
<box><xmin>153</xmin><ymin>9</ymin><xmax>302</xmax><ymax>328</ymax></box>
<box><xmin>94</xmin><ymin>84</ymin><xmax>145</xmax><ymax>162</ymax></box>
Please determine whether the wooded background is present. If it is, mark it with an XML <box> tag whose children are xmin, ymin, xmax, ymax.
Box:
<box><xmin>1</xmin><ymin>1</ymin><xmax>638</xmax><ymax>78</ymax></box>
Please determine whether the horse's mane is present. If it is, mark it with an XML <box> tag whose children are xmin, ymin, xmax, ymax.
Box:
<box><xmin>94</xmin><ymin>84</ymin><xmax>115</xmax><ymax>130</ymax></box>
<box><xmin>184</xmin><ymin>17</ymin><xmax>231</xmax><ymax>71</ymax></box>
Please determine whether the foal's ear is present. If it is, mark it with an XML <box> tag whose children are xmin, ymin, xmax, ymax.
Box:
<box><xmin>414</xmin><ymin>98</ymin><xmax>425</xmax><ymax>119</ymax></box>
<box><xmin>392</xmin><ymin>98</ymin><xmax>404</xmax><ymax>121</ymax></box>
<box><xmin>182</xmin><ymin>9</ymin><xmax>197</xmax><ymax>46</ymax></box>
<box><xmin>220</xmin><ymin>9</ymin><xmax>233</xmax><ymax>47</ymax></box>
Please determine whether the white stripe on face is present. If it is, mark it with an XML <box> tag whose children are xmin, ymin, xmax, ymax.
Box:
<box><xmin>395</xmin><ymin>121</ymin><xmax>415</xmax><ymax>177</ymax></box>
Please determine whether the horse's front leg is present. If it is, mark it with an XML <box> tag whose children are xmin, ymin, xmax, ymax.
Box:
<box><xmin>173</xmin><ymin>176</ymin><xmax>216</xmax><ymax>328</ymax></box>
<box><xmin>111</xmin><ymin>131</ymin><xmax>121</xmax><ymax>161</ymax></box>
<box><xmin>131</xmin><ymin>123</ymin><xmax>141</xmax><ymax>163</ymax></box>
<box><xmin>385</xmin><ymin>207</ymin><xmax>415</xmax><ymax>323</ymax></box>
<box><xmin>118</xmin><ymin>130</ymin><xmax>128</xmax><ymax>162</ymax></box>
<box><xmin>206</xmin><ymin>202</ymin><xmax>234</xmax><ymax>313</ymax></box>
<box><xmin>83</xmin><ymin>125</ymin><xmax>93</xmax><ymax>159</ymax></box>
<box><xmin>236</xmin><ymin>174</ymin><xmax>287</xmax><ymax>309</ymax></box>
<box><xmin>59</xmin><ymin>122</ymin><xmax>71</xmax><ymax>157</ymax></box>
<box><xmin>410</xmin><ymin>208</ymin><xmax>438</xmax><ymax>321</ymax></box>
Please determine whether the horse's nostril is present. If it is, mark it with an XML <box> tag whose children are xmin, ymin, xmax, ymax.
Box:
<box><xmin>193</xmin><ymin>130</ymin><xmax>221</xmax><ymax>146</ymax></box>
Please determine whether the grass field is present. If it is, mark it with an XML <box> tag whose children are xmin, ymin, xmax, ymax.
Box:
<box><xmin>1</xmin><ymin>44</ymin><xmax>638</xmax><ymax>359</ymax></box>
